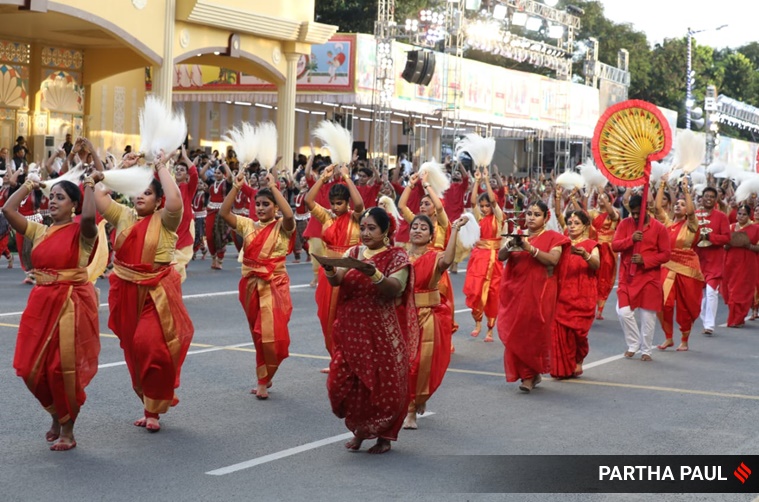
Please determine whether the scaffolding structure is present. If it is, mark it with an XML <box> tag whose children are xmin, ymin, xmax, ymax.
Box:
<box><xmin>371</xmin><ymin>0</ymin><xmax>395</xmax><ymax>172</ymax></box>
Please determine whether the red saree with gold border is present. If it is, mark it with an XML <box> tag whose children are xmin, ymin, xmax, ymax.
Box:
<box><xmin>108</xmin><ymin>213</ymin><xmax>194</xmax><ymax>415</ymax></box>
<box><xmin>14</xmin><ymin>223</ymin><xmax>99</xmax><ymax>424</ymax></box>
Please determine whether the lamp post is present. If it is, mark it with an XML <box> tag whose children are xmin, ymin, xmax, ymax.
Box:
<box><xmin>685</xmin><ymin>24</ymin><xmax>727</xmax><ymax>130</ymax></box>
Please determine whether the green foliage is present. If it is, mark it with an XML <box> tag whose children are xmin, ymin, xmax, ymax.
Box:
<box><xmin>315</xmin><ymin>0</ymin><xmax>430</xmax><ymax>34</ymax></box>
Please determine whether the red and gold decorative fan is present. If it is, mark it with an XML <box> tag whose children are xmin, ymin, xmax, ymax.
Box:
<box><xmin>592</xmin><ymin>100</ymin><xmax>672</xmax><ymax>187</ymax></box>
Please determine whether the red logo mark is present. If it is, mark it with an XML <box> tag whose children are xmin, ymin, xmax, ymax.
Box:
<box><xmin>734</xmin><ymin>463</ymin><xmax>752</xmax><ymax>484</ymax></box>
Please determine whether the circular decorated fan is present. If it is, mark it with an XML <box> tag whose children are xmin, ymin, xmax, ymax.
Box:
<box><xmin>592</xmin><ymin>100</ymin><xmax>672</xmax><ymax>187</ymax></box>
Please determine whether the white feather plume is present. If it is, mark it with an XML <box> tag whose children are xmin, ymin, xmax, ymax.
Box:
<box><xmin>222</xmin><ymin>122</ymin><xmax>258</xmax><ymax>166</ymax></box>
<box><xmin>100</xmin><ymin>167</ymin><xmax>155</xmax><ymax>197</ymax></box>
<box><xmin>667</xmin><ymin>168</ymin><xmax>684</xmax><ymax>187</ymax></box>
<box><xmin>378</xmin><ymin>195</ymin><xmax>401</xmax><ymax>223</ymax></box>
<box><xmin>555</xmin><ymin>171</ymin><xmax>584</xmax><ymax>190</ymax></box>
<box><xmin>690</xmin><ymin>172</ymin><xmax>706</xmax><ymax>186</ymax></box>
<box><xmin>41</xmin><ymin>165</ymin><xmax>85</xmax><ymax>197</ymax></box>
<box><xmin>649</xmin><ymin>161</ymin><xmax>671</xmax><ymax>184</ymax></box>
<box><xmin>693</xmin><ymin>184</ymin><xmax>706</xmax><ymax>196</ymax></box>
<box><xmin>672</xmin><ymin>129</ymin><xmax>705</xmax><ymax>174</ymax></box>
<box><xmin>455</xmin><ymin>133</ymin><xmax>496</xmax><ymax>168</ymax></box>
<box><xmin>418</xmin><ymin>158</ymin><xmax>450</xmax><ymax>195</ymax></box>
<box><xmin>580</xmin><ymin>158</ymin><xmax>607</xmax><ymax>190</ymax></box>
<box><xmin>457</xmin><ymin>211</ymin><xmax>480</xmax><ymax>249</ymax></box>
<box><xmin>735</xmin><ymin>174</ymin><xmax>759</xmax><ymax>203</ymax></box>
<box><xmin>312</xmin><ymin>120</ymin><xmax>352</xmax><ymax>165</ymax></box>
<box><xmin>706</xmin><ymin>161</ymin><xmax>726</xmax><ymax>175</ymax></box>
<box><xmin>255</xmin><ymin>122</ymin><xmax>279</xmax><ymax>170</ymax></box>
<box><xmin>139</xmin><ymin>95</ymin><xmax>187</xmax><ymax>160</ymax></box>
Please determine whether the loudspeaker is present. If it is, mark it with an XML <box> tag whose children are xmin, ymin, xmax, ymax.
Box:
<box><xmin>401</xmin><ymin>51</ymin><xmax>436</xmax><ymax>86</ymax></box>
<box><xmin>402</xmin><ymin>51</ymin><xmax>425</xmax><ymax>85</ymax></box>
<box><xmin>418</xmin><ymin>52</ymin><xmax>436</xmax><ymax>86</ymax></box>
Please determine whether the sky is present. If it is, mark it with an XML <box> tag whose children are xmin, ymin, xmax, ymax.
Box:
<box><xmin>600</xmin><ymin>0</ymin><xmax>753</xmax><ymax>49</ymax></box>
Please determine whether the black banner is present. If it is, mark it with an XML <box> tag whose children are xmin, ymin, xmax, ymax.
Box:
<box><xmin>413</xmin><ymin>456</ymin><xmax>759</xmax><ymax>493</ymax></box>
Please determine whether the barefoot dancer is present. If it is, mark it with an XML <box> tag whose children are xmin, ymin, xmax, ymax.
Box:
<box><xmin>205</xmin><ymin>163</ymin><xmax>233</xmax><ymax>270</ymax></box>
<box><xmin>404</xmin><ymin>215</ymin><xmax>461</xmax><ymax>430</ymax></box>
<box><xmin>323</xmin><ymin>207</ymin><xmax>418</xmax><ymax>454</ymax></box>
<box><xmin>654</xmin><ymin>178</ymin><xmax>703</xmax><ymax>351</ymax></box>
<box><xmin>498</xmin><ymin>201</ymin><xmax>569</xmax><ymax>392</ymax></box>
<box><xmin>92</xmin><ymin>153</ymin><xmax>194</xmax><ymax>432</ymax></box>
<box><xmin>306</xmin><ymin>164</ymin><xmax>363</xmax><ymax>369</ymax></box>
<box><xmin>173</xmin><ymin>146</ymin><xmax>199</xmax><ymax>282</ymax></box>
<box><xmin>722</xmin><ymin>205</ymin><xmax>759</xmax><ymax>328</ymax></box>
<box><xmin>550</xmin><ymin>211</ymin><xmax>599</xmax><ymax>378</ymax></box>
<box><xmin>590</xmin><ymin>191</ymin><xmax>619</xmax><ymax>320</ymax></box>
<box><xmin>4</xmin><ymin>178</ymin><xmax>100</xmax><ymax>451</ymax></box>
<box><xmin>220</xmin><ymin>171</ymin><xmax>294</xmax><ymax>399</ymax></box>
<box><xmin>462</xmin><ymin>167</ymin><xmax>503</xmax><ymax>341</ymax></box>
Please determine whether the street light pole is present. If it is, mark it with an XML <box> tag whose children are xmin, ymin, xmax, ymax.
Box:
<box><xmin>685</xmin><ymin>24</ymin><xmax>727</xmax><ymax>130</ymax></box>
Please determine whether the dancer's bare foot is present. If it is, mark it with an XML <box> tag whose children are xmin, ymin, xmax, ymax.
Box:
<box><xmin>251</xmin><ymin>382</ymin><xmax>272</xmax><ymax>399</ymax></box>
<box><xmin>402</xmin><ymin>412</ymin><xmax>418</xmax><ymax>430</ymax></box>
<box><xmin>657</xmin><ymin>340</ymin><xmax>674</xmax><ymax>350</ymax></box>
<box><xmin>345</xmin><ymin>435</ymin><xmax>364</xmax><ymax>451</ymax></box>
<box><xmin>145</xmin><ymin>417</ymin><xmax>160</xmax><ymax>432</ymax></box>
<box><xmin>309</xmin><ymin>278</ymin><xmax>317</xmax><ymax>288</ymax></box>
<box><xmin>46</xmin><ymin>416</ymin><xmax>61</xmax><ymax>442</ymax></box>
<box><xmin>470</xmin><ymin>321</ymin><xmax>481</xmax><ymax>337</ymax></box>
<box><xmin>483</xmin><ymin>329</ymin><xmax>494</xmax><ymax>342</ymax></box>
<box><xmin>367</xmin><ymin>438</ymin><xmax>392</xmax><ymax>454</ymax></box>
<box><xmin>416</xmin><ymin>403</ymin><xmax>426</xmax><ymax>415</ymax></box>
<box><xmin>595</xmin><ymin>311</ymin><xmax>604</xmax><ymax>320</ymax></box>
<box><xmin>574</xmin><ymin>363</ymin><xmax>583</xmax><ymax>377</ymax></box>
<box><xmin>450</xmin><ymin>343</ymin><xmax>455</xmax><ymax>354</ymax></box>
<box><xmin>676</xmin><ymin>343</ymin><xmax>689</xmax><ymax>351</ymax></box>
<box><xmin>50</xmin><ymin>422</ymin><xmax>76</xmax><ymax>451</ymax></box>
<box><xmin>134</xmin><ymin>416</ymin><xmax>147</xmax><ymax>427</ymax></box>
<box><xmin>319</xmin><ymin>367</ymin><xmax>330</xmax><ymax>374</ymax></box>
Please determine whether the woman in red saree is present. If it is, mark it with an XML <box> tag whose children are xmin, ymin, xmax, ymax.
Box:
<box><xmin>654</xmin><ymin>179</ymin><xmax>703</xmax><ymax>351</ymax></box>
<box><xmin>92</xmin><ymin>154</ymin><xmax>194</xmax><ymax>433</ymax></box>
<box><xmin>498</xmin><ymin>201</ymin><xmax>569</xmax><ymax>392</ymax></box>
<box><xmin>322</xmin><ymin>207</ymin><xmax>418</xmax><ymax>454</ymax></box>
<box><xmin>722</xmin><ymin>205</ymin><xmax>759</xmax><ymax>328</ymax></box>
<box><xmin>403</xmin><ymin>214</ymin><xmax>463</xmax><ymax>430</ymax></box>
<box><xmin>590</xmin><ymin>192</ymin><xmax>619</xmax><ymax>320</ymax></box>
<box><xmin>399</xmin><ymin>171</ymin><xmax>457</xmax><ymax>336</ymax></box>
<box><xmin>551</xmin><ymin>210</ymin><xmax>599</xmax><ymax>378</ymax></box>
<box><xmin>462</xmin><ymin>167</ymin><xmax>504</xmax><ymax>341</ymax></box>
<box><xmin>221</xmin><ymin>171</ymin><xmax>294</xmax><ymax>399</ymax></box>
<box><xmin>4</xmin><ymin>178</ymin><xmax>99</xmax><ymax>451</ymax></box>
<box><xmin>306</xmin><ymin>164</ymin><xmax>363</xmax><ymax>370</ymax></box>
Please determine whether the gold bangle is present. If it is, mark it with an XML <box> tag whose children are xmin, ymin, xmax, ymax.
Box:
<box><xmin>23</xmin><ymin>179</ymin><xmax>34</xmax><ymax>192</ymax></box>
<box><xmin>370</xmin><ymin>269</ymin><xmax>384</xmax><ymax>284</ymax></box>
<box><xmin>233</xmin><ymin>182</ymin><xmax>242</xmax><ymax>190</ymax></box>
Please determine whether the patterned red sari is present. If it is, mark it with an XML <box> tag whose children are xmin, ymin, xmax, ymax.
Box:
<box><xmin>108</xmin><ymin>214</ymin><xmax>194</xmax><ymax>416</ymax></box>
<box><xmin>722</xmin><ymin>223</ymin><xmax>759</xmax><ymax>326</ymax></box>
<box><xmin>498</xmin><ymin>230</ymin><xmax>569</xmax><ymax>382</ymax></box>
<box><xmin>409</xmin><ymin>250</ymin><xmax>452</xmax><ymax>409</ymax></box>
<box><xmin>550</xmin><ymin>238</ymin><xmax>597</xmax><ymax>378</ymax></box>
<box><xmin>313</xmin><ymin>207</ymin><xmax>359</xmax><ymax>355</ymax></box>
<box><xmin>14</xmin><ymin>223</ymin><xmax>99</xmax><ymax>424</ymax></box>
<box><xmin>328</xmin><ymin>246</ymin><xmax>418</xmax><ymax>441</ymax></box>
<box><xmin>238</xmin><ymin>218</ymin><xmax>294</xmax><ymax>385</ymax></box>
<box><xmin>591</xmin><ymin>212</ymin><xmax>618</xmax><ymax>313</ymax></box>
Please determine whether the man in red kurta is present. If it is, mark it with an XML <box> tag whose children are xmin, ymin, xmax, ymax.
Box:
<box><xmin>612</xmin><ymin>195</ymin><xmax>671</xmax><ymax>360</ymax></box>
<box><xmin>443</xmin><ymin>164</ymin><xmax>469</xmax><ymax>272</ymax></box>
<box><xmin>695</xmin><ymin>187</ymin><xmax>730</xmax><ymax>334</ymax></box>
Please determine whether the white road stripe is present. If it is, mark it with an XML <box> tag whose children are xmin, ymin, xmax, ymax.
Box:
<box><xmin>206</xmin><ymin>412</ymin><xmax>436</xmax><ymax>476</ymax></box>
<box><xmin>96</xmin><ymin>342</ymin><xmax>255</xmax><ymax>369</ymax></box>
<box><xmin>582</xmin><ymin>354</ymin><xmax>624</xmax><ymax>369</ymax></box>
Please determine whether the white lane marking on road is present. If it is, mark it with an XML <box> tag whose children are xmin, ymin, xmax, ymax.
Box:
<box><xmin>582</xmin><ymin>354</ymin><xmax>624</xmax><ymax>369</ymax></box>
<box><xmin>206</xmin><ymin>412</ymin><xmax>436</xmax><ymax>476</ymax></box>
<box><xmin>0</xmin><ymin>284</ymin><xmax>315</xmax><ymax>317</ymax></box>
<box><xmin>96</xmin><ymin>342</ymin><xmax>255</xmax><ymax>369</ymax></box>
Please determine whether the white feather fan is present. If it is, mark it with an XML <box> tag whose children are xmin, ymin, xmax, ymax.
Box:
<box><xmin>42</xmin><ymin>165</ymin><xmax>85</xmax><ymax>197</ymax></box>
<box><xmin>222</xmin><ymin>122</ymin><xmax>258</xmax><ymax>166</ymax></box>
<box><xmin>580</xmin><ymin>158</ymin><xmax>607</xmax><ymax>190</ymax></box>
<box><xmin>455</xmin><ymin>133</ymin><xmax>496</xmax><ymax>168</ymax></box>
<box><xmin>312</xmin><ymin>120</ymin><xmax>352</xmax><ymax>165</ymax></box>
<box><xmin>255</xmin><ymin>122</ymin><xmax>279</xmax><ymax>170</ymax></box>
<box><xmin>667</xmin><ymin>168</ymin><xmax>684</xmax><ymax>187</ymax></box>
<box><xmin>693</xmin><ymin>184</ymin><xmax>706</xmax><ymax>196</ymax></box>
<box><xmin>418</xmin><ymin>158</ymin><xmax>450</xmax><ymax>195</ymax></box>
<box><xmin>100</xmin><ymin>167</ymin><xmax>155</xmax><ymax>198</ymax></box>
<box><xmin>706</xmin><ymin>161</ymin><xmax>726</xmax><ymax>176</ymax></box>
<box><xmin>555</xmin><ymin>171</ymin><xmax>584</xmax><ymax>190</ymax></box>
<box><xmin>649</xmin><ymin>161</ymin><xmax>671</xmax><ymax>184</ymax></box>
<box><xmin>735</xmin><ymin>174</ymin><xmax>759</xmax><ymax>203</ymax></box>
<box><xmin>457</xmin><ymin>211</ymin><xmax>480</xmax><ymax>249</ymax></box>
<box><xmin>671</xmin><ymin>129</ymin><xmax>705</xmax><ymax>174</ymax></box>
<box><xmin>690</xmin><ymin>172</ymin><xmax>706</xmax><ymax>186</ymax></box>
<box><xmin>378</xmin><ymin>195</ymin><xmax>401</xmax><ymax>223</ymax></box>
<box><xmin>139</xmin><ymin>95</ymin><xmax>187</xmax><ymax>161</ymax></box>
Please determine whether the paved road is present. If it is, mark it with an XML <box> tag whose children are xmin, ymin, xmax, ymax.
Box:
<box><xmin>1</xmin><ymin>249</ymin><xmax>758</xmax><ymax>502</ymax></box>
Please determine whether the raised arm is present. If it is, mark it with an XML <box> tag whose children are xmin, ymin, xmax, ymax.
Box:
<box><xmin>654</xmin><ymin>176</ymin><xmax>669</xmax><ymax>222</ymax></box>
<box><xmin>80</xmin><ymin>176</ymin><xmax>98</xmax><ymax>239</ymax></box>
<box><xmin>340</xmin><ymin>165</ymin><xmax>364</xmax><ymax>219</ymax></box>
<box><xmin>554</xmin><ymin>186</ymin><xmax>566</xmax><ymax>230</ymax></box>
<box><xmin>81</xmin><ymin>138</ymin><xmax>104</xmax><ymax>172</ymax></box>
<box><xmin>267</xmin><ymin>172</ymin><xmax>295</xmax><ymax>232</ymax></box>
<box><xmin>439</xmin><ymin>217</ymin><xmax>464</xmax><ymax>271</ymax></box>
<box><xmin>398</xmin><ymin>172</ymin><xmax>419</xmax><ymax>222</ymax></box>
<box><xmin>483</xmin><ymin>168</ymin><xmax>503</xmax><ymax>220</ymax></box>
<box><xmin>1</xmin><ymin>177</ymin><xmax>37</xmax><ymax>235</ymax></box>
<box><xmin>305</xmin><ymin>164</ymin><xmax>334</xmax><ymax>210</ymax></box>
<box><xmin>220</xmin><ymin>170</ymin><xmax>244</xmax><ymax>228</ymax></box>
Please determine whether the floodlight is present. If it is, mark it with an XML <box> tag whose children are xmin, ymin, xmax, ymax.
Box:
<box><xmin>511</xmin><ymin>11</ymin><xmax>527</xmax><ymax>26</ymax></box>
<box><xmin>547</xmin><ymin>25</ymin><xmax>564</xmax><ymax>39</ymax></box>
<box><xmin>493</xmin><ymin>4</ymin><xmax>508</xmax><ymax>20</ymax></box>
<box><xmin>525</xmin><ymin>17</ymin><xmax>543</xmax><ymax>31</ymax></box>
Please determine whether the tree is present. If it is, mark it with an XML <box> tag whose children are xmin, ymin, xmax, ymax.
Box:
<box><xmin>315</xmin><ymin>0</ymin><xmax>430</xmax><ymax>35</ymax></box>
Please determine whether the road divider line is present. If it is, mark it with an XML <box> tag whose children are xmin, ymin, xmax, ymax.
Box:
<box><xmin>563</xmin><ymin>379</ymin><xmax>759</xmax><ymax>401</ymax></box>
<box><xmin>206</xmin><ymin>413</ymin><xmax>435</xmax><ymax>475</ymax></box>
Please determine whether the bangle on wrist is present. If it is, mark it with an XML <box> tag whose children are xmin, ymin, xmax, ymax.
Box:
<box><xmin>23</xmin><ymin>179</ymin><xmax>34</xmax><ymax>191</ymax></box>
<box><xmin>324</xmin><ymin>267</ymin><xmax>336</xmax><ymax>277</ymax></box>
<box><xmin>370</xmin><ymin>269</ymin><xmax>384</xmax><ymax>284</ymax></box>
<box><xmin>532</xmin><ymin>246</ymin><xmax>539</xmax><ymax>258</ymax></box>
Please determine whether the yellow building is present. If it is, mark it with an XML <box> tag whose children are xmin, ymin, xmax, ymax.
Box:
<box><xmin>0</xmin><ymin>0</ymin><xmax>336</xmax><ymax>171</ymax></box>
